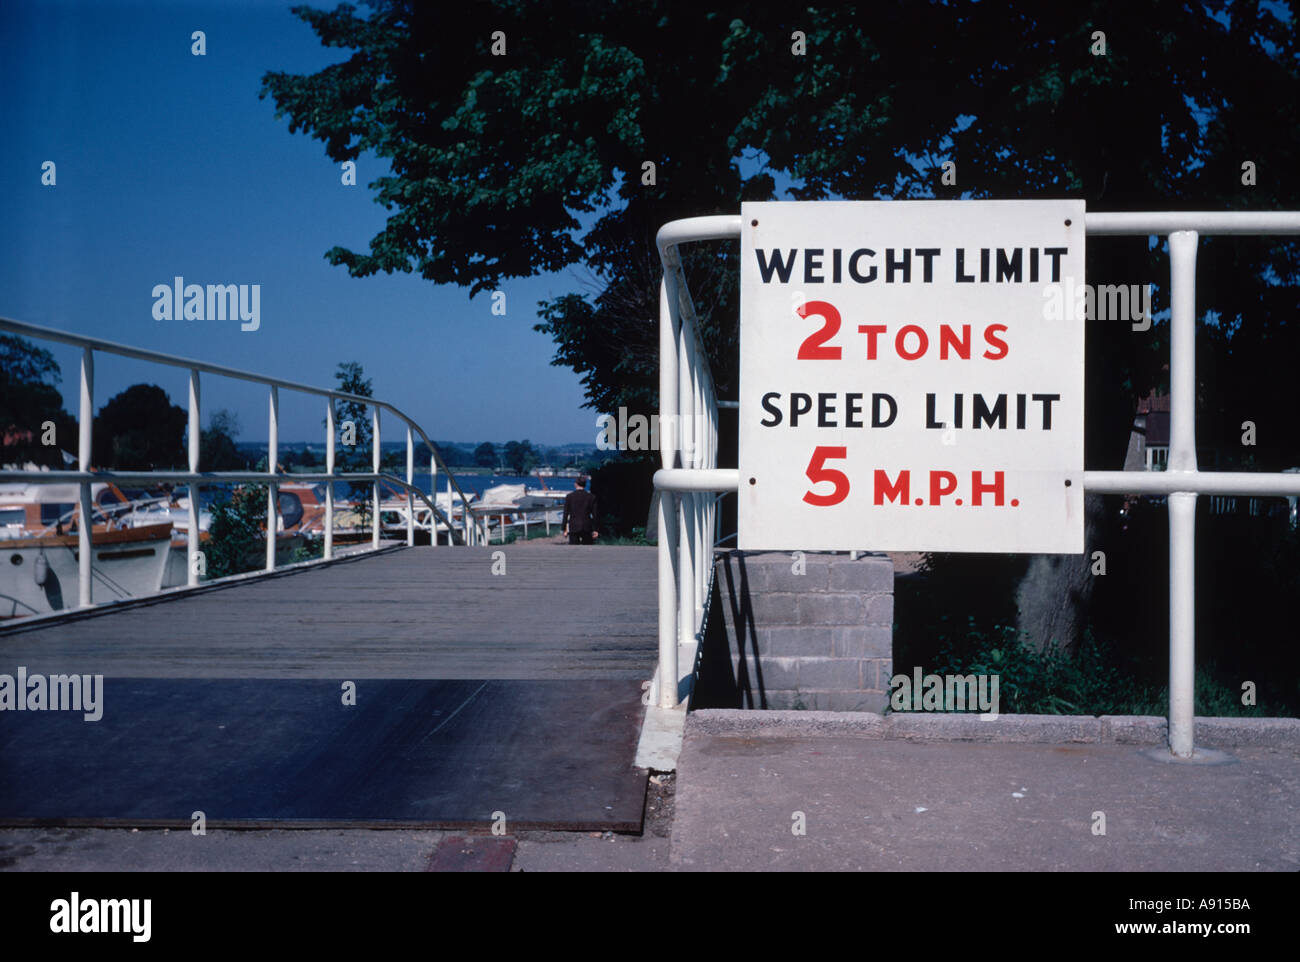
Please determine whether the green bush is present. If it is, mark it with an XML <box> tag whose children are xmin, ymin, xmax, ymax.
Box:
<box><xmin>204</xmin><ymin>485</ymin><xmax>269</xmax><ymax>579</ymax></box>
<box><xmin>893</xmin><ymin>618</ymin><xmax>1289</xmax><ymax>716</ymax></box>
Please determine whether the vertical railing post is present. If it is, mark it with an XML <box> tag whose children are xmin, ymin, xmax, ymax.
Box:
<box><xmin>371</xmin><ymin>406</ymin><xmax>381</xmax><ymax>549</ymax></box>
<box><xmin>1168</xmin><ymin>230</ymin><xmax>1200</xmax><ymax>758</ymax></box>
<box><xmin>658</xmin><ymin>277</ymin><xmax>681</xmax><ymax>707</ymax></box>
<box><xmin>694</xmin><ymin>367</ymin><xmax>707</xmax><ymax>619</ymax></box>
<box><xmin>657</xmin><ymin>489</ymin><xmax>680</xmax><ymax>708</ymax></box>
<box><xmin>405</xmin><ymin>426</ymin><xmax>415</xmax><ymax>547</ymax></box>
<box><xmin>77</xmin><ymin>347</ymin><xmax>93</xmax><ymax>608</ymax></box>
<box><xmin>446</xmin><ymin>476</ymin><xmax>454</xmax><ymax>546</ymax></box>
<box><xmin>266</xmin><ymin>385</ymin><xmax>279</xmax><ymax>571</ymax></box>
<box><xmin>430</xmin><ymin>453</ymin><xmax>438</xmax><ymax>547</ymax></box>
<box><xmin>677</xmin><ymin>318</ymin><xmax>697</xmax><ymax>647</ymax></box>
<box><xmin>187</xmin><ymin>368</ymin><xmax>201</xmax><ymax>586</ymax></box>
<box><xmin>325</xmin><ymin>397</ymin><xmax>335</xmax><ymax>560</ymax></box>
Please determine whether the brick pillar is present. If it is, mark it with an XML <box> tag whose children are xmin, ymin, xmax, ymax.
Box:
<box><xmin>714</xmin><ymin>551</ymin><xmax>893</xmax><ymax>712</ymax></box>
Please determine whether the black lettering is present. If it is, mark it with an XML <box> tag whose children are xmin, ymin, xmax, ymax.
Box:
<box><xmin>973</xmin><ymin>394</ymin><xmax>1008</xmax><ymax>429</ymax></box>
<box><xmin>1044</xmin><ymin>247</ymin><xmax>1067</xmax><ymax>282</ymax></box>
<box><xmin>790</xmin><ymin>392</ymin><xmax>812</xmax><ymax>426</ymax></box>
<box><xmin>996</xmin><ymin>248</ymin><xmax>1022</xmax><ymax>282</ymax></box>
<box><xmin>926</xmin><ymin>393</ymin><xmax>943</xmax><ymax>428</ymax></box>
<box><xmin>886</xmin><ymin>248</ymin><xmax>911</xmax><ymax>283</ymax></box>
<box><xmin>873</xmin><ymin>393</ymin><xmax>897</xmax><ymax>428</ymax></box>
<box><xmin>760</xmin><ymin>392</ymin><xmax>782</xmax><ymax>426</ymax></box>
<box><xmin>817</xmin><ymin>392</ymin><xmax>835</xmax><ymax>426</ymax></box>
<box><xmin>915</xmin><ymin>248</ymin><xmax>940</xmax><ymax>282</ymax></box>
<box><xmin>955</xmin><ymin>249</ymin><xmax>975</xmax><ymax>283</ymax></box>
<box><xmin>845</xmin><ymin>392</ymin><xmax>864</xmax><ymax>428</ymax></box>
<box><xmin>1033</xmin><ymin>392</ymin><xmax>1060</xmax><ymax>429</ymax></box>
<box><xmin>804</xmin><ymin>248</ymin><xmax>824</xmax><ymax>284</ymax></box>
<box><xmin>849</xmin><ymin>249</ymin><xmax>877</xmax><ymax>283</ymax></box>
<box><xmin>755</xmin><ymin>249</ymin><xmax>797</xmax><ymax>283</ymax></box>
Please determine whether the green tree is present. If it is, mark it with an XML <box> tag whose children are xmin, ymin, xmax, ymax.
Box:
<box><xmin>334</xmin><ymin>361</ymin><xmax>375</xmax><ymax>525</ymax></box>
<box><xmin>473</xmin><ymin>442</ymin><xmax>497</xmax><ymax>469</ymax></box>
<box><xmin>333</xmin><ymin>361</ymin><xmax>374</xmax><ymax>469</ymax></box>
<box><xmin>200</xmin><ymin>409</ymin><xmax>249</xmax><ymax>471</ymax></box>
<box><xmin>92</xmin><ymin>384</ymin><xmax>186</xmax><ymax>470</ymax></box>
<box><xmin>0</xmin><ymin>334</ymin><xmax>75</xmax><ymax>467</ymax></box>
<box><xmin>262</xmin><ymin>1</ymin><xmax>1300</xmax><ymax>461</ymax></box>
<box><xmin>502</xmin><ymin>440</ymin><xmax>537</xmax><ymax>475</ymax></box>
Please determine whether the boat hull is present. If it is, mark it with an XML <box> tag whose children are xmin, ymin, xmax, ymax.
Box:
<box><xmin>0</xmin><ymin>523</ymin><xmax>174</xmax><ymax>619</ymax></box>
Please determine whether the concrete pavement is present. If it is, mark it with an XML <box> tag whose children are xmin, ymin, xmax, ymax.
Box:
<box><xmin>668</xmin><ymin>711</ymin><xmax>1300</xmax><ymax>871</ymax></box>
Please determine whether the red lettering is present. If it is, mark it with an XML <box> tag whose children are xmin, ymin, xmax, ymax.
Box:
<box><xmin>939</xmin><ymin>324</ymin><xmax>971</xmax><ymax>360</ymax></box>
<box><xmin>796</xmin><ymin>301</ymin><xmax>843</xmax><ymax>360</ymax></box>
<box><xmin>929</xmin><ymin>471</ymin><xmax>958</xmax><ymax>505</ymax></box>
<box><xmin>896</xmin><ymin>325</ymin><xmax>929</xmax><ymax>360</ymax></box>
<box><xmin>803</xmin><ymin>446</ymin><xmax>850</xmax><ymax>506</ymax></box>
<box><xmin>857</xmin><ymin>324</ymin><xmax>887</xmax><ymax>360</ymax></box>
<box><xmin>982</xmin><ymin>324</ymin><xmax>1009</xmax><ymax>360</ymax></box>
<box><xmin>874</xmin><ymin>469</ymin><xmax>910</xmax><ymax>505</ymax></box>
<box><xmin>971</xmin><ymin>470</ymin><xmax>1005</xmax><ymax>506</ymax></box>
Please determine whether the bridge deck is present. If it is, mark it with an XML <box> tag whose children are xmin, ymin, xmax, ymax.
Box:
<box><xmin>0</xmin><ymin>545</ymin><xmax>659</xmax><ymax>831</ymax></box>
<box><xmin>0</xmin><ymin>544</ymin><xmax>658</xmax><ymax>678</ymax></box>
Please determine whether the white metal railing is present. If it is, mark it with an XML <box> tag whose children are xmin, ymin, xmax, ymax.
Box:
<box><xmin>652</xmin><ymin>209</ymin><xmax>1300</xmax><ymax>760</ymax></box>
<box><xmin>0</xmin><ymin>316</ymin><xmax>481</xmax><ymax>614</ymax></box>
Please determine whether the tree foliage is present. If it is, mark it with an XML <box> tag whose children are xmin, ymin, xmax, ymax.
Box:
<box><xmin>262</xmin><ymin>1</ymin><xmax>1300</xmax><ymax>472</ymax></box>
<box><xmin>200</xmin><ymin>408</ymin><xmax>249</xmax><ymax>471</ymax></box>
<box><xmin>0</xmin><ymin>334</ymin><xmax>75</xmax><ymax>467</ymax></box>
<box><xmin>502</xmin><ymin>439</ymin><xmax>537</xmax><ymax>474</ymax></box>
<box><xmin>333</xmin><ymin>360</ymin><xmax>375</xmax><ymax>519</ymax></box>
<box><xmin>92</xmin><ymin>384</ymin><xmax>186</xmax><ymax>470</ymax></box>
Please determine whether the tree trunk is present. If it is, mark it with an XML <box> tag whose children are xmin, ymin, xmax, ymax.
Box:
<box><xmin>1015</xmin><ymin>493</ymin><xmax>1105</xmax><ymax>655</ymax></box>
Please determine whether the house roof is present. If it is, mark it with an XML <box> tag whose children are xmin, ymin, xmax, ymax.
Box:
<box><xmin>1136</xmin><ymin>392</ymin><xmax>1171</xmax><ymax>415</ymax></box>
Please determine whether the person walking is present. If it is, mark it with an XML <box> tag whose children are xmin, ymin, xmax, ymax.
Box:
<box><xmin>562</xmin><ymin>476</ymin><xmax>598</xmax><ymax>545</ymax></box>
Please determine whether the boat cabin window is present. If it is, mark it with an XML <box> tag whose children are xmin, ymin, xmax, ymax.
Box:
<box><xmin>0</xmin><ymin>508</ymin><xmax>25</xmax><ymax>526</ymax></box>
<box><xmin>40</xmin><ymin>503</ymin><xmax>75</xmax><ymax>525</ymax></box>
<box><xmin>277</xmin><ymin>492</ymin><xmax>303</xmax><ymax>529</ymax></box>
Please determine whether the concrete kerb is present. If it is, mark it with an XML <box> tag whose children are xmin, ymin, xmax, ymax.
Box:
<box><xmin>688</xmin><ymin>709</ymin><xmax>1300</xmax><ymax>749</ymax></box>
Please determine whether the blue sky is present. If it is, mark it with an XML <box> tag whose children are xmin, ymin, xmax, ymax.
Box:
<box><xmin>0</xmin><ymin>0</ymin><xmax>598</xmax><ymax>446</ymax></box>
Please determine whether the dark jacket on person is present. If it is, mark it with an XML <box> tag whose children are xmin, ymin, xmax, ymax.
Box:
<box><xmin>563</xmin><ymin>488</ymin><xmax>598</xmax><ymax>533</ymax></box>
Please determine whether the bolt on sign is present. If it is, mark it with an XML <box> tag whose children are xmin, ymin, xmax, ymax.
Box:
<box><xmin>738</xmin><ymin>200</ymin><xmax>1085</xmax><ymax>553</ymax></box>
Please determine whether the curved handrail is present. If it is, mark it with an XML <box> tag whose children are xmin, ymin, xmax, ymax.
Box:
<box><xmin>0</xmin><ymin>316</ymin><xmax>475</xmax><ymax>513</ymax></box>
<box><xmin>0</xmin><ymin>314</ymin><xmax>487</xmax><ymax>615</ymax></box>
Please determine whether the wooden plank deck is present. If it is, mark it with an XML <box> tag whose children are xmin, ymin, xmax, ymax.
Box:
<box><xmin>0</xmin><ymin>545</ymin><xmax>659</xmax><ymax>679</ymax></box>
